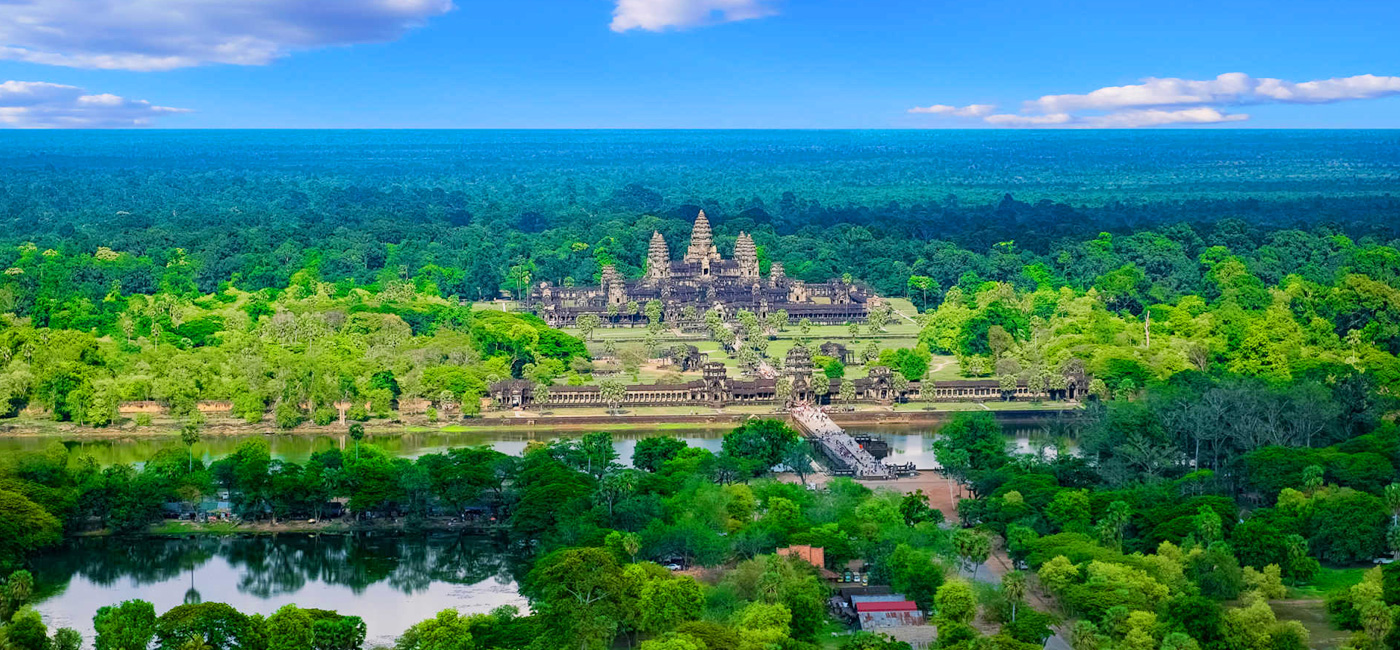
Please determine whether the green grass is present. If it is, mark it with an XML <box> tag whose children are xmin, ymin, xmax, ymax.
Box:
<box><xmin>926</xmin><ymin>356</ymin><xmax>963</xmax><ymax>380</ymax></box>
<box><xmin>1288</xmin><ymin>566</ymin><xmax>1369</xmax><ymax>599</ymax></box>
<box><xmin>885</xmin><ymin>401</ymin><xmax>1065</xmax><ymax>412</ymax></box>
<box><xmin>148</xmin><ymin>520</ymin><xmax>246</xmax><ymax>535</ymax></box>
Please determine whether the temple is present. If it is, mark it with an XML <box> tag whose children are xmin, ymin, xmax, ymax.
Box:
<box><xmin>489</xmin><ymin>344</ymin><xmax>1089</xmax><ymax>409</ymax></box>
<box><xmin>529</xmin><ymin>212</ymin><xmax>876</xmax><ymax>327</ymax></box>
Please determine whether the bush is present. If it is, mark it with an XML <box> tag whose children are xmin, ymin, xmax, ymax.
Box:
<box><xmin>231</xmin><ymin>392</ymin><xmax>265</xmax><ymax>423</ymax></box>
<box><xmin>274</xmin><ymin>402</ymin><xmax>305</xmax><ymax>430</ymax></box>
<box><xmin>1004</xmin><ymin>609</ymin><xmax>1056</xmax><ymax>645</ymax></box>
<box><xmin>368</xmin><ymin>388</ymin><xmax>394</xmax><ymax>417</ymax></box>
<box><xmin>134</xmin><ymin>413</ymin><xmax>153</xmax><ymax>427</ymax></box>
<box><xmin>312</xmin><ymin>406</ymin><xmax>338</xmax><ymax>426</ymax></box>
<box><xmin>347</xmin><ymin>404</ymin><xmax>369</xmax><ymax>422</ymax></box>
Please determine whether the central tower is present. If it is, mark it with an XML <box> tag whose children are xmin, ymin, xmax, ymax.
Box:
<box><xmin>683</xmin><ymin>210</ymin><xmax>721</xmax><ymax>263</ymax></box>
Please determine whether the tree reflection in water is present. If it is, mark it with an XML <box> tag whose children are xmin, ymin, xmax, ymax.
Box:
<box><xmin>31</xmin><ymin>533</ymin><xmax>521</xmax><ymax>600</ymax></box>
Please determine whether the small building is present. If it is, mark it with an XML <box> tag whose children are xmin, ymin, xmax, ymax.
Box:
<box><xmin>855</xmin><ymin>600</ymin><xmax>925</xmax><ymax>629</ymax></box>
<box><xmin>819</xmin><ymin>342</ymin><xmax>853</xmax><ymax>365</ymax></box>
<box><xmin>777</xmin><ymin>545</ymin><xmax>826</xmax><ymax>568</ymax></box>
<box><xmin>667</xmin><ymin>344</ymin><xmax>708</xmax><ymax>372</ymax></box>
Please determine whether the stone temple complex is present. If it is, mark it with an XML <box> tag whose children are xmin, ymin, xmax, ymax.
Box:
<box><xmin>488</xmin><ymin>343</ymin><xmax>1089</xmax><ymax>410</ymax></box>
<box><xmin>529</xmin><ymin>212</ymin><xmax>877</xmax><ymax>327</ymax></box>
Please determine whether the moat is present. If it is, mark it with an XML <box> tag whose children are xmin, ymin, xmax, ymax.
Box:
<box><xmin>13</xmin><ymin>419</ymin><xmax>1066</xmax><ymax>647</ymax></box>
<box><xmin>29</xmin><ymin>534</ymin><xmax>526</xmax><ymax>648</ymax></box>
<box><xmin>0</xmin><ymin>419</ymin><xmax>1065</xmax><ymax>469</ymax></box>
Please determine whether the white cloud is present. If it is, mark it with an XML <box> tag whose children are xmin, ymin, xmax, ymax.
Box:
<box><xmin>0</xmin><ymin>0</ymin><xmax>454</xmax><ymax>71</ymax></box>
<box><xmin>908</xmin><ymin>104</ymin><xmax>996</xmax><ymax>117</ymax></box>
<box><xmin>611</xmin><ymin>0</ymin><xmax>778</xmax><ymax>32</ymax></box>
<box><xmin>982</xmin><ymin>113</ymin><xmax>1074</xmax><ymax>126</ymax></box>
<box><xmin>0</xmin><ymin>81</ymin><xmax>189</xmax><ymax>127</ymax></box>
<box><xmin>1079</xmin><ymin>107</ymin><xmax>1249</xmax><ymax>128</ymax></box>
<box><xmin>913</xmin><ymin>72</ymin><xmax>1400</xmax><ymax>128</ymax></box>
<box><xmin>1031</xmin><ymin>73</ymin><xmax>1400</xmax><ymax>113</ymax></box>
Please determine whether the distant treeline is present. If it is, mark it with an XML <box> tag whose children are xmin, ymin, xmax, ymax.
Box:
<box><xmin>3</xmin><ymin>164</ymin><xmax>1400</xmax><ymax>304</ymax></box>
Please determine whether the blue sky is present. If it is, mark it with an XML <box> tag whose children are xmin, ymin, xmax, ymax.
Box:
<box><xmin>0</xmin><ymin>0</ymin><xmax>1398</xmax><ymax>128</ymax></box>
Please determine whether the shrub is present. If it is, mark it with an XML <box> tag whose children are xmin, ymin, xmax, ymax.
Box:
<box><xmin>274</xmin><ymin>402</ymin><xmax>305</xmax><ymax>429</ymax></box>
<box><xmin>312</xmin><ymin>406</ymin><xmax>338</xmax><ymax>426</ymax></box>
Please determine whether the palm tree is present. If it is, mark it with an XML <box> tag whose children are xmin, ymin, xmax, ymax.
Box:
<box><xmin>1002</xmin><ymin>571</ymin><xmax>1027</xmax><ymax>622</ymax></box>
<box><xmin>348</xmin><ymin>422</ymin><xmax>365</xmax><ymax>461</ymax></box>
<box><xmin>180</xmin><ymin>421</ymin><xmax>201</xmax><ymax>472</ymax></box>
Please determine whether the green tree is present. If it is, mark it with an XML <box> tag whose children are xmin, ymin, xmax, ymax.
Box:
<box><xmin>1002</xmin><ymin>571</ymin><xmax>1028</xmax><ymax>623</ymax></box>
<box><xmin>721</xmin><ymin>419</ymin><xmax>800</xmax><ymax>474</ymax></box>
<box><xmin>0</xmin><ymin>492</ymin><xmax>62</xmax><ymax>571</ymax></box>
<box><xmin>935</xmin><ymin>579</ymin><xmax>977</xmax><ymax>625</ymax></box>
<box><xmin>931</xmin><ymin>412</ymin><xmax>1009</xmax><ymax>494</ymax></box>
<box><xmin>600</xmin><ymin>378</ymin><xmax>627</xmax><ymax>414</ymax></box>
<box><xmin>94</xmin><ymin>599</ymin><xmax>158</xmax><ymax>650</ymax></box>
<box><xmin>1</xmin><ymin>570</ymin><xmax>35</xmax><ymax>622</ymax></box>
<box><xmin>841</xmin><ymin>631</ymin><xmax>914</xmax><ymax>650</ymax></box>
<box><xmin>266</xmin><ymin>604</ymin><xmax>314</xmax><ymax>650</ymax></box>
<box><xmin>839</xmin><ymin>379</ymin><xmax>856</xmax><ymax>403</ymax></box>
<box><xmin>154</xmin><ymin>603</ymin><xmax>250</xmax><ymax>650</ymax></box>
<box><xmin>348</xmin><ymin>423</ymin><xmax>365</xmax><ymax>461</ymax></box>
<box><xmin>394</xmin><ymin>610</ymin><xmax>473</xmax><ymax>650</ymax></box>
<box><xmin>527</xmin><ymin>548</ymin><xmax>625</xmax><ymax>650</ymax></box>
<box><xmin>639</xmin><ymin>576</ymin><xmax>705</xmax><ymax>636</ymax></box>
<box><xmin>908</xmin><ymin>275</ymin><xmax>938</xmax><ymax>312</ymax></box>
<box><xmin>1096</xmin><ymin>501</ymin><xmax>1132</xmax><ymax>552</ymax></box>
<box><xmin>575</xmin><ymin>312</ymin><xmax>602</xmax><ymax>341</ymax></box>
<box><xmin>953</xmin><ymin>529</ymin><xmax>992</xmax><ymax>580</ymax></box>
<box><xmin>180</xmin><ymin>420</ymin><xmax>202</xmax><ymax>473</ymax></box>
<box><xmin>633</xmin><ymin>436</ymin><xmax>687</xmax><ymax>472</ymax></box>
<box><xmin>899</xmin><ymin>489</ymin><xmax>940</xmax><ymax>526</ymax></box>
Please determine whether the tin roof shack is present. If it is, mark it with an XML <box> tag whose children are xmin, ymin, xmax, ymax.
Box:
<box><xmin>855</xmin><ymin>600</ymin><xmax>925</xmax><ymax>629</ymax></box>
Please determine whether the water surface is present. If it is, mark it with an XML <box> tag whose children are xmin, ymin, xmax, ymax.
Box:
<box><xmin>30</xmin><ymin>534</ymin><xmax>525</xmax><ymax>648</ymax></box>
<box><xmin>0</xmin><ymin>420</ymin><xmax>1064</xmax><ymax>468</ymax></box>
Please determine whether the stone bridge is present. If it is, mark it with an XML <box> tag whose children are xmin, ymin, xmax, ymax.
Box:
<box><xmin>790</xmin><ymin>406</ymin><xmax>892</xmax><ymax>479</ymax></box>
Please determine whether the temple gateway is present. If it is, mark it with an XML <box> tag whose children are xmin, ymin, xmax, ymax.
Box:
<box><xmin>488</xmin><ymin>345</ymin><xmax>1090</xmax><ymax>410</ymax></box>
<box><xmin>529</xmin><ymin>211</ymin><xmax>877</xmax><ymax>327</ymax></box>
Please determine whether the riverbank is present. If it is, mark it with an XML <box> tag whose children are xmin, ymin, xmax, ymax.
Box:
<box><xmin>0</xmin><ymin>402</ymin><xmax>1074</xmax><ymax>439</ymax></box>
<box><xmin>74</xmin><ymin>516</ymin><xmax>509</xmax><ymax>538</ymax></box>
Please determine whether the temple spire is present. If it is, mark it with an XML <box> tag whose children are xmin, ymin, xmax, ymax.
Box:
<box><xmin>684</xmin><ymin>210</ymin><xmax>720</xmax><ymax>263</ymax></box>
<box><xmin>734</xmin><ymin>231</ymin><xmax>758</xmax><ymax>280</ymax></box>
<box><xmin>645</xmin><ymin>230</ymin><xmax>671</xmax><ymax>282</ymax></box>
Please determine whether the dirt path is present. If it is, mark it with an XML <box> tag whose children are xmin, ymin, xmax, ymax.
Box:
<box><xmin>774</xmin><ymin>471</ymin><xmax>965</xmax><ymax>519</ymax></box>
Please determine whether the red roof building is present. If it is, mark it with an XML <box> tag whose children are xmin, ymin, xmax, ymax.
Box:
<box><xmin>855</xmin><ymin>600</ymin><xmax>925</xmax><ymax>628</ymax></box>
<box><xmin>855</xmin><ymin>600</ymin><xmax>918</xmax><ymax>613</ymax></box>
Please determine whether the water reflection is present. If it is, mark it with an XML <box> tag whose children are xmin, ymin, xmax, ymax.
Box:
<box><xmin>0</xmin><ymin>429</ymin><xmax>729</xmax><ymax>467</ymax></box>
<box><xmin>30</xmin><ymin>534</ymin><xmax>526</xmax><ymax>647</ymax></box>
<box><xmin>1</xmin><ymin>419</ymin><xmax>1070</xmax><ymax>469</ymax></box>
<box><xmin>15</xmin><ymin>417</ymin><xmax>1074</xmax><ymax>647</ymax></box>
<box><xmin>847</xmin><ymin>423</ymin><xmax>1075</xmax><ymax>468</ymax></box>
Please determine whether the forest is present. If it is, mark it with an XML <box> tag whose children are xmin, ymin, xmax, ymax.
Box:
<box><xmin>1</xmin><ymin>404</ymin><xmax>1399</xmax><ymax>650</ymax></box>
<box><xmin>3</xmin><ymin>130</ymin><xmax>1400</xmax><ymax>650</ymax></box>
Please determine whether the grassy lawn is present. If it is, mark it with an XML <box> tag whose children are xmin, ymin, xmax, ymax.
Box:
<box><xmin>1288</xmin><ymin>566</ymin><xmax>1369</xmax><ymax>599</ymax></box>
<box><xmin>572</xmin><ymin>327</ymin><xmax>701</xmax><ymax>343</ymax></box>
<box><xmin>926</xmin><ymin>355</ymin><xmax>963</xmax><ymax>380</ymax></box>
<box><xmin>1271</xmin><ymin>599</ymin><xmax>1352</xmax><ymax>649</ymax></box>
<box><xmin>468</xmin><ymin>300</ymin><xmax>521</xmax><ymax>312</ymax></box>
<box><xmin>473</xmin><ymin>405</ymin><xmax>782</xmax><ymax>418</ymax></box>
<box><xmin>885</xmin><ymin>400</ymin><xmax>1070</xmax><ymax>412</ymax></box>
<box><xmin>148</xmin><ymin>520</ymin><xmax>247</xmax><ymax>535</ymax></box>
